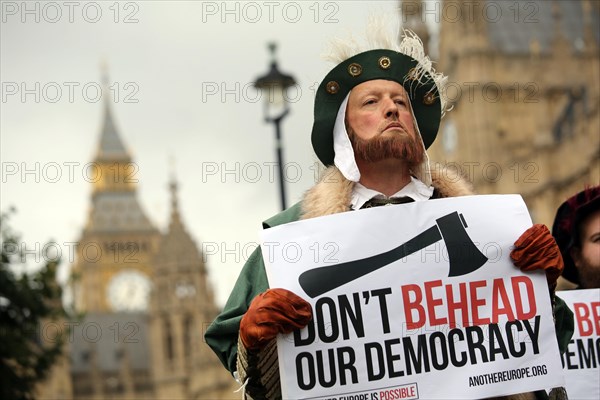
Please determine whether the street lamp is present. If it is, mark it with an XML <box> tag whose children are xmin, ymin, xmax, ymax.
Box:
<box><xmin>254</xmin><ymin>43</ymin><xmax>297</xmax><ymax>211</ymax></box>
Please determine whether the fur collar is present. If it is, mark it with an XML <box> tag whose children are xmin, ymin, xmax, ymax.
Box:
<box><xmin>300</xmin><ymin>165</ymin><xmax>474</xmax><ymax>220</ymax></box>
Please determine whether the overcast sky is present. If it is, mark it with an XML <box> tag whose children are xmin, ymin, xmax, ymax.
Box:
<box><xmin>1</xmin><ymin>0</ymin><xmax>435</xmax><ymax>306</ymax></box>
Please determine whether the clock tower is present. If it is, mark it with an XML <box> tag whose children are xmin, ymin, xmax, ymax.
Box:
<box><xmin>71</xmin><ymin>86</ymin><xmax>160</xmax><ymax>314</ymax></box>
<box><xmin>60</xmin><ymin>72</ymin><xmax>238</xmax><ymax>399</ymax></box>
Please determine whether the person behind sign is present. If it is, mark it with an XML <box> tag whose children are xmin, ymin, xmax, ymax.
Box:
<box><xmin>204</xmin><ymin>18</ymin><xmax>572</xmax><ymax>400</ymax></box>
<box><xmin>553</xmin><ymin>186</ymin><xmax>600</xmax><ymax>290</ymax></box>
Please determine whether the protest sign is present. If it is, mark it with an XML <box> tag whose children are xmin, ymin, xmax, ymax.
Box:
<box><xmin>261</xmin><ymin>195</ymin><xmax>565</xmax><ymax>399</ymax></box>
<box><xmin>557</xmin><ymin>288</ymin><xmax>600</xmax><ymax>400</ymax></box>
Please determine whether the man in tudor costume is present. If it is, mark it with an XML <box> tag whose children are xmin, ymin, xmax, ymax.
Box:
<box><xmin>205</xmin><ymin>21</ymin><xmax>573</xmax><ymax>400</ymax></box>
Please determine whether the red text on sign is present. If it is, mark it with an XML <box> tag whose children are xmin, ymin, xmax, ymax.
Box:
<box><xmin>401</xmin><ymin>276</ymin><xmax>537</xmax><ymax>329</ymax></box>
<box><xmin>573</xmin><ymin>301</ymin><xmax>600</xmax><ymax>336</ymax></box>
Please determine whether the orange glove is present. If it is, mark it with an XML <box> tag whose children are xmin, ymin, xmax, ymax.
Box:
<box><xmin>239</xmin><ymin>288</ymin><xmax>312</xmax><ymax>351</ymax></box>
<box><xmin>510</xmin><ymin>224</ymin><xmax>564</xmax><ymax>286</ymax></box>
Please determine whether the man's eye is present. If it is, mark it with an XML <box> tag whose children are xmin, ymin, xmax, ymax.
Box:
<box><xmin>364</xmin><ymin>99</ymin><xmax>376</xmax><ymax>105</ymax></box>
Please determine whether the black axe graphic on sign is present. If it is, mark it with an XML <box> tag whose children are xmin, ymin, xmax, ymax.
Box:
<box><xmin>298</xmin><ymin>211</ymin><xmax>488</xmax><ymax>298</ymax></box>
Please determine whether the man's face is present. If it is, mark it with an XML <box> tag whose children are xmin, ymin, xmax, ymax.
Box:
<box><xmin>571</xmin><ymin>209</ymin><xmax>600</xmax><ymax>288</ymax></box>
<box><xmin>346</xmin><ymin>79</ymin><xmax>423</xmax><ymax>163</ymax></box>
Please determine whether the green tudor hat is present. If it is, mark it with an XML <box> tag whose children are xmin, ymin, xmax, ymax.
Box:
<box><xmin>311</xmin><ymin>37</ymin><xmax>447</xmax><ymax>167</ymax></box>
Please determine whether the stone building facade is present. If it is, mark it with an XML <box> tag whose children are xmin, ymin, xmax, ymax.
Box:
<box><xmin>403</xmin><ymin>0</ymin><xmax>599</xmax><ymax>268</ymax></box>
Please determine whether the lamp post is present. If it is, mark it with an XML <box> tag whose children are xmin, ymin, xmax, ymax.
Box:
<box><xmin>254</xmin><ymin>43</ymin><xmax>297</xmax><ymax>211</ymax></box>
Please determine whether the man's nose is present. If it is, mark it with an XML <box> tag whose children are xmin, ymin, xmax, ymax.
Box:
<box><xmin>384</xmin><ymin>98</ymin><xmax>399</xmax><ymax>118</ymax></box>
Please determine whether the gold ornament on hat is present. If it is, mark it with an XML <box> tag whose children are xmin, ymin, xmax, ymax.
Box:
<box><xmin>348</xmin><ymin>63</ymin><xmax>362</xmax><ymax>77</ymax></box>
<box><xmin>326</xmin><ymin>81</ymin><xmax>340</xmax><ymax>94</ymax></box>
<box><xmin>378</xmin><ymin>56</ymin><xmax>391</xmax><ymax>69</ymax></box>
<box><xmin>423</xmin><ymin>92</ymin><xmax>437</xmax><ymax>105</ymax></box>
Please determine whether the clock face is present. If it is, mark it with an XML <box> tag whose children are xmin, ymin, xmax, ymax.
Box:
<box><xmin>107</xmin><ymin>269</ymin><xmax>152</xmax><ymax>312</ymax></box>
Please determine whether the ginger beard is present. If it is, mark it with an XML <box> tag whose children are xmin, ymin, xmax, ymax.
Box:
<box><xmin>347</xmin><ymin>122</ymin><xmax>425</xmax><ymax>166</ymax></box>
